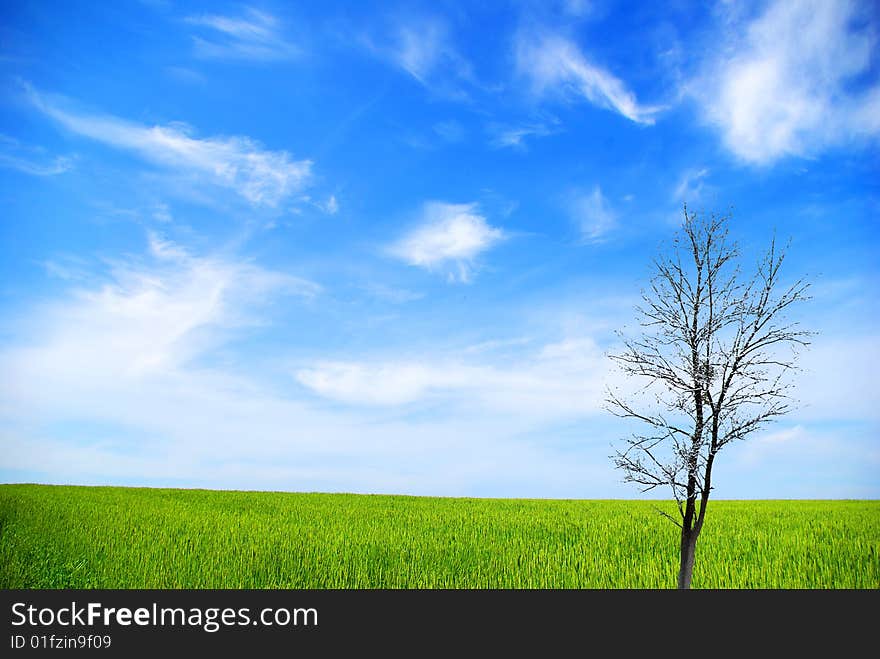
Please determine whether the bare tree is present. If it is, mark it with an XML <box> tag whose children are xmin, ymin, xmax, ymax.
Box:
<box><xmin>607</xmin><ymin>206</ymin><xmax>811</xmax><ymax>589</ymax></box>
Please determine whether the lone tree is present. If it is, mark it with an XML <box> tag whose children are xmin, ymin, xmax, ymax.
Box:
<box><xmin>607</xmin><ymin>206</ymin><xmax>811</xmax><ymax>589</ymax></box>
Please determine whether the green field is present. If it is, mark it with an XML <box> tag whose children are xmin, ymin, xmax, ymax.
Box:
<box><xmin>1</xmin><ymin>484</ymin><xmax>877</xmax><ymax>588</ymax></box>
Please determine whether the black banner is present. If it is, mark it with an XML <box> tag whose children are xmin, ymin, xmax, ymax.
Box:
<box><xmin>2</xmin><ymin>589</ymin><xmax>876</xmax><ymax>654</ymax></box>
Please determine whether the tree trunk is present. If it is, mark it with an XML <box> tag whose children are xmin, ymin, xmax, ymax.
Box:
<box><xmin>677</xmin><ymin>528</ymin><xmax>700</xmax><ymax>589</ymax></box>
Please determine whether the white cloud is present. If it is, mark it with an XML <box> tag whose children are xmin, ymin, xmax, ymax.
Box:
<box><xmin>0</xmin><ymin>236</ymin><xmax>333</xmax><ymax>487</ymax></box>
<box><xmin>2</xmin><ymin>247</ymin><xmax>877</xmax><ymax>497</ymax></box>
<box><xmin>743</xmin><ymin>425</ymin><xmax>807</xmax><ymax>459</ymax></box>
<box><xmin>299</xmin><ymin>194</ymin><xmax>340</xmax><ymax>215</ymax></box>
<box><xmin>515</xmin><ymin>32</ymin><xmax>662</xmax><ymax>124</ymax></box>
<box><xmin>146</xmin><ymin>231</ymin><xmax>189</xmax><ymax>261</ymax></box>
<box><xmin>28</xmin><ymin>89</ymin><xmax>312</xmax><ymax>206</ymax></box>
<box><xmin>10</xmin><ymin>234</ymin><xmax>318</xmax><ymax>378</ymax></box>
<box><xmin>394</xmin><ymin>20</ymin><xmax>443</xmax><ymax>81</ymax></box>
<box><xmin>673</xmin><ymin>167</ymin><xmax>710</xmax><ymax>203</ymax></box>
<box><xmin>569</xmin><ymin>185</ymin><xmax>617</xmax><ymax>242</ymax></box>
<box><xmin>0</xmin><ymin>135</ymin><xmax>73</xmax><ymax>176</ymax></box>
<box><xmin>296</xmin><ymin>335</ymin><xmax>612</xmax><ymax>417</ymax></box>
<box><xmin>152</xmin><ymin>203</ymin><xmax>173</xmax><ymax>223</ymax></box>
<box><xmin>489</xmin><ymin>123</ymin><xmax>556</xmax><ymax>150</ymax></box>
<box><xmin>297</xmin><ymin>361</ymin><xmax>450</xmax><ymax>406</ymax></box>
<box><xmin>0</xmin><ymin>153</ymin><xmax>73</xmax><ymax>176</ymax></box>
<box><xmin>365</xmin><ymin>16</ymin><xmax>472</xmax><ymax>98</ymax></box>
<box><xmin>389</xmin><ymin>17</ymin><xmax>468</xmax><ymax>84</ymax></box>
<box><xmin>0</xmin><ymin>247</ymin><xmax>627</xmax><ymax>496</ymax></box>
<box><xmin>361</xmin><ymin>283</ymin><xmax>423</xmax><ymax>304</ymax></box>
<box><xmin>40</xmin><ymin>256</ymin><xmax>91</xmax><ymax>282</ymax></box>
<box><xmin>186</xmin><ymin>7</ymin><xmax>298</xmax><ymax>61</ymax></box>
<box><xmin>388</xmin><ymin>202</ymin><xmax>505</xmax><ymax>282</ymax></box>
<box><xmin>696</xmin><ymin>0</ymin><xmax>880</xmax><ymax>164</ymax></box>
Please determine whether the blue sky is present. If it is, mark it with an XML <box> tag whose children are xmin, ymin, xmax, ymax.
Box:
<box><xmin>0</xmin><ymin>0</ymin><xmax>877</xmax><ymax>498</ymax></box>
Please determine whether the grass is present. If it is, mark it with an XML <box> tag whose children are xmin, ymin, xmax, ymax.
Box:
<box><xmin>0</xmin><ymin>484</ymin><xmax>877</xmax><ymax>588</ymax></box>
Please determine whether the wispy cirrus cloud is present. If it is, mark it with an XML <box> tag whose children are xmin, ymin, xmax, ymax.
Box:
<box><xmin>391</xmin><ymin>17</ymin><xmax>469</xmax><ymax>83</ymax></box>
<box><xmin>295</xmin><ymin>336</ymin><xmax>611</xmax><ymax>416</ymax></box>
<box><xmin>387</xmin><ymin>202</ymin><xmax>505</xmax><ymax>283</ymax></box>
<box><xmin>0</xmin><ymin>236</ymin><xmax>619</xmax><ymax>497</ymax></box>
<box><xmin>0</xmin><ymin>135</ymin><xmax>74</xmax><ymax>176</ymax></box>
<box><xmin>185</xmin><ymin>7</ymin><xmax>299</xmax><ymax>61</ymax></box>
<box><xmin>364</xmin><ymin>15</ymin><xmax>473</xmax><ymax>98</ymax></box>
<box><xmin>695</xmin><ymin>0</ymin><xmax>880</xmax><ymax>164</ymax></box>
<box><xmin>672</xmin><ymin>167</ymin><xmax>710</xmax><ymax>204</ymax></box>
<box><xmin>361</xmin><ymin>282</ymin><xmax>423</xmax><ymax>304</ymax></box>
<box><xmin>488</xmin><ymin>122</ymin><xmax>558</xmax><ymax>150</ymax></box>
<box><xmin>515</xmin><ymin>31</ymin><xmax>662</xmax><ymax>125</ymax></box>
<box><xmin>4</xmin><ymin>232</ymin><xmax>318</xmax><ymax>383</ymax></box>
<box><xmin>568</xmin><ymin>185</ymin><xmax>617</xmax><ymax>242</ymax></box>
<box><xmin>27</xmin><ymin>88</ymin><xmax>312</xmax><ymax>206</ymax></box>
<box><xmin>322</xmin><ymin>194</ymin><xmax>339</xmax><ymax>215</ymax></box>
<box><xmin>2</xmin><ymin>239</ymin><xmax>876</xmax><ymax>497</ymax></box>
